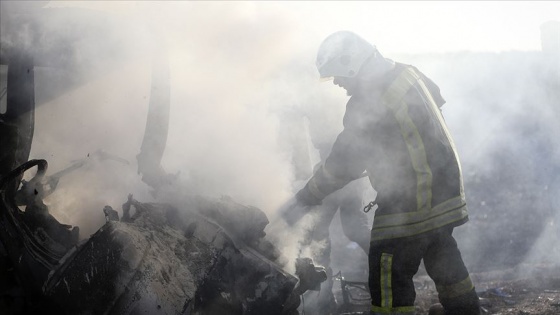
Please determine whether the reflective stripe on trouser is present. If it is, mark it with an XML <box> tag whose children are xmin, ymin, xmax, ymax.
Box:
<box><xmin>369</xmin><ymin>228</ymin><xmax>475</xmax><ymax>315</ymax></box>
<box><xmin>371</xmin><ymin>253</ymin><xmax>416</xmax><ymax>315</ymax></box>
<box><xmin>436</xmin><ymin>276</ymin><xmax>474</xmax><ymax>299</ymax></box>
<box><xmin>370</xmin><ymin>253</ymin><xmax>416</xmax><ymax>315</ymax></box>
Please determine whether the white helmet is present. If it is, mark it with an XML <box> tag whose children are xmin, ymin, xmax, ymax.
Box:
<box><xmin>316</xmin><ymin>31</ymin><xmax>377</xmax><ymax>79</ymax></box>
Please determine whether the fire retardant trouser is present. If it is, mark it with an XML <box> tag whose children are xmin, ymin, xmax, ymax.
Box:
<box><xmin>369</xmin><ymin>227</ymin><xmax>480</xmax><ymax>315</ymax></box>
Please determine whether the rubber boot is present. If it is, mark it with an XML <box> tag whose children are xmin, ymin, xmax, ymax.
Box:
<box><xmin>440</xmin><ymin>289</ymin><xmax>481</xmax><ymax>315</ymax></box>
<box><xmin>428</xmin><ymin>303</ymin><xmax>445</xmax><ymax>315</ymax></box>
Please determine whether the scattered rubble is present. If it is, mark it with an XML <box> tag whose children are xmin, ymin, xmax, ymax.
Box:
<box><xmin>412</xmin><ymin>264</ymin><xmax>560</xmax><ymax>315</ymax></box>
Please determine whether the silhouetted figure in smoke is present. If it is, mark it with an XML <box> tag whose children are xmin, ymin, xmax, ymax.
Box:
<box><xmin>300</xmin><ymin>139</ymin><xmax>371</xmax><ymax>315</ymax></box>
<box><xmin>298</xmin><ymin>178</ymin><xmax>371</xmax><ymax>315</ymax></box>
<box><xmin>304</xmin><ymin>113</ymin><xmax>372</xmax><ymax>257</ymax></box>
<box><xmin>278</xmin><ymin>96</ymin><xmax>372</xmax><ymax>314</ymax></box>
<box><xmin>280</xmin><ymin>31</ymin><xmax>480</xmax><ymax>315</ymax></box>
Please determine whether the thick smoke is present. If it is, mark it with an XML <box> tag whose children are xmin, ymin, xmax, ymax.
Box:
<box><xmin>2</xmin><ymin>1</ymin><xmax>559</xmax><ymax>280</ymax></box>
<box><xmin>4</xmin><ymin>1</ymin><xmax>314</xmax><ymax>237</ymax></box>
<box><xmin>392</xmin><ymin>48</ymin><xmax>560</xmax><ymax>275</ymax></box>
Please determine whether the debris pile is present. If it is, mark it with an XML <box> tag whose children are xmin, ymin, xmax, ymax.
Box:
<box><xmin>41</xmin><ymin>195</ymin><xmax>307</xmax><ymax>314</ymax></box>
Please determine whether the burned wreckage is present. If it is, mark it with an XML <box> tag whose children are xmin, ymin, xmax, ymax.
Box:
<box><xmin>0</xmin><ymin>4</ymin><xmax>326</xmax><ymax>315</ymax></box>
<box><xmin>0</xmin><ymin>161</ymin><xmax>326</xmax><ymax>315</ymax></box>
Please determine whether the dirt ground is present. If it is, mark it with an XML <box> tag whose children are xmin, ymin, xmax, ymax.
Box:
<box><xmin>329</xmin><ymin>263</ymin><xmax>560</xmax><ymax>315</ymax></box>
<box><xmin>414</xmin><ymin>263</ymin><xmax>560</xmax><ymax>315</ymax></box>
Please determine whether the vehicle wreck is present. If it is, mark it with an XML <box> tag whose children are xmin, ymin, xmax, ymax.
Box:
<box><xmin>0</xmin><ymin>53</ymin><xmax>326</xmax><ymax>310</ymax></box>
<box><xmin>1</xmin><ymin>159</ymin><xmax>329</xmax><ymax>315</ymax></box>
<box><xmin>1</xmin><ymin>158</ymin><xmax>327</xmax><ymax>315</ymax></box>
<box><xmin>0</xmin><ymin>3</ymin><xmax>327</xmax><ymax>313</ymax></box>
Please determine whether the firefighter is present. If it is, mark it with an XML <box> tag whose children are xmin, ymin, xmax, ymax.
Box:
<box><xmin>280</xmin><ymin>31</ymin><xmax>480</xmax><ymax>315</ymax></box>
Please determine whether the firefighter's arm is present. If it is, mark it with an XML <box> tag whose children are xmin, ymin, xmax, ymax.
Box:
<box><xmin>300</xmin><ymin>123</ymin><xmax>368</xmax><ymax>200</ymax></box>
<box><xmin>281</xmin><ymin>126</ymin><xmax>367</xmax><ymax>225</ymax></box>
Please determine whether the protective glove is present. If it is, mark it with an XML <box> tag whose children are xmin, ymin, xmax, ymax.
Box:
<box><xmin>278</xmin><ymin>196</ymin><xmax>312</xmax><ymax>226</ymax></box>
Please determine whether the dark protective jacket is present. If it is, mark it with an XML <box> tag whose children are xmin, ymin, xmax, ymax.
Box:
<box><xmin>296</xmin><ymin>63</ymin><xmax>469</xmax><ymax>241</ymax></box>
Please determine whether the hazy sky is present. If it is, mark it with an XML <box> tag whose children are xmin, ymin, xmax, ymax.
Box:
<box><xmin>45</xmin><ymin>1</ymin><xmax>560</xmax><ymax>54</ymax></box>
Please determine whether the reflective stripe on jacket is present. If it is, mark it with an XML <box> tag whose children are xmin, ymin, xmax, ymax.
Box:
<box><xmin>297</xmin><ymin>63</ymin><xmax>468</xmax><ymax>240</ymax></box>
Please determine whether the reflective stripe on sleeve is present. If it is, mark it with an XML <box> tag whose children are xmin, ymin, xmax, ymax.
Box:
<box><xmin>436</xmin><ymin>276</ymin><xmax>475</xmax><ymax>299</ymax></box>
<box><xmin>381</xmin><ymin>68</ymin><xmax>433</xmax><ymax>213</ymax></box>
<box><xmin>410</xmin><ymin>68</ymin><xmax>465</xmax><ymax>193</ymax></box>
<box><xmin>370</xmin><ymin>67</ymin><xmax>469</xmax><ymax>241</ymax></box>
<box><xmin>307</xmin><ymin>166</ymin><xmax>350</xmax><ymax>201</ymax></box>
<box><xmin>307</xmin><ymin>176</ymin><xmax>328</xmax><ymax>200</ymax></box>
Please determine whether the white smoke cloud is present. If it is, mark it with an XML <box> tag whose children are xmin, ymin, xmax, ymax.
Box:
<box><xmin>3</xmin><ymin>0</ymin><xmax>559</xmax><ymax>272</ymax></box>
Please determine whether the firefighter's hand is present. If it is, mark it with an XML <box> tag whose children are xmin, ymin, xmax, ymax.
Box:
<box><xmin>278</xmin><ymin>197</ymin><xmax>311</xmax><ymax>226</ymax></box>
